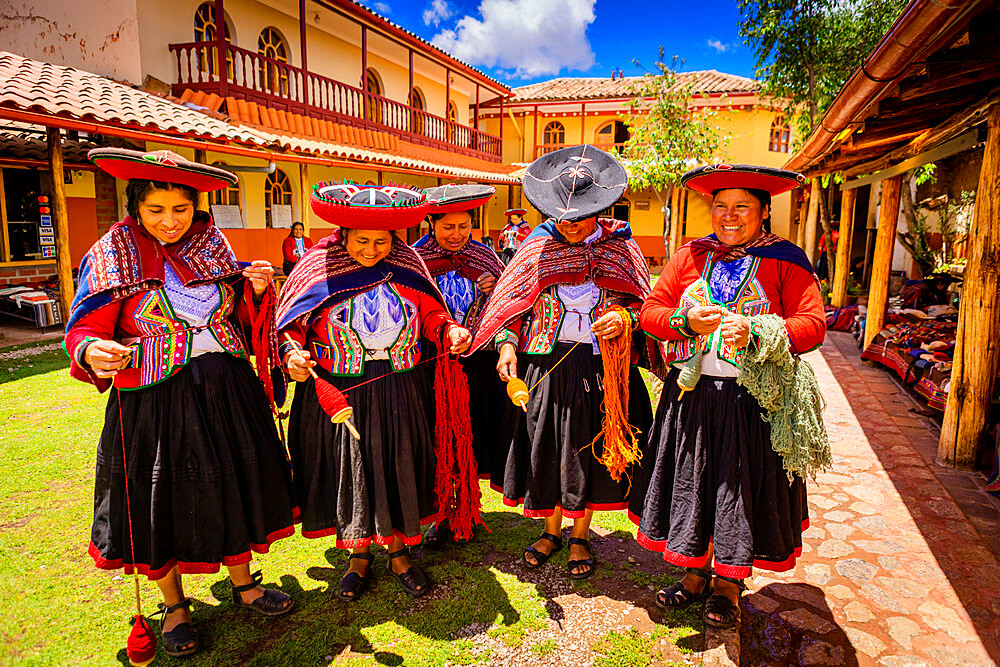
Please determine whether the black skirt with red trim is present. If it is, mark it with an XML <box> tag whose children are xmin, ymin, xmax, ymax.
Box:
<box><xmin>460</xmin><ymin>349</ymin><xmax>510</xmax><ymax>479</ymax></box>
<box><xmin>288</xmin><ymin>361</ymin><xmax>439</xmax><ymax>548</ymax></box>
<box><xmin>629</xmin><ymin>367</ymin><xmax>808</xmax><ymax>579</ymax></box>
<box><xmin>89</xmin><ymin>352</ymin><xmax>297</xmax><ymax>581</ymax></box>
<box><xmin>492</xmin><ymin>342</ymin><xmax>653</xmax><ymax>518</ymax></box>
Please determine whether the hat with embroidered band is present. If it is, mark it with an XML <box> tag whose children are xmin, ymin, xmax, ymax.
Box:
<box><xmin>88</xmin><ymin>148</ymin><xmax>237</xmax><ymax>192</ymax></box>
<box><xmin>522</xmin><ymin>144</ymin><xmax>628</xmax><ymax>222</ymax></box>
<box><xmin>310</xmin><ymin>182</ymin><xmax>429</xmax><ymax>230</ymax></box>
<box><xmin>504</xmin><ymin>208</ymin><xmax>527</xmax><ymax>217</ymax></box>
<box><xmin>425</xmin><ymin>183</ymin><xmax>496</xmax><ymax>213</ymax></box>
<box><xmin>681</xmin><ymin>163</ymin><xmax>807</xmax><ymax>197</ymax></box>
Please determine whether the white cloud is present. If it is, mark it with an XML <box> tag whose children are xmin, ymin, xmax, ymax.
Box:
<box><xmin>373</xmin><ymin>1</ymin><xmax>391</xmax><ymax>13</ymax></box>
<box><xmin>431</xmin><ymin>0</ymin><xmax>596</xmax><ymax>78</ymax></box>
<box><xmin>423</xmin><ymin>0</ymin><xmax>452</xmax><ymax>26</ymax></box>
<box><xmin>707</xmin><ymin>39</ymin><xmax>729</xmax><ymax>53</ymax></box>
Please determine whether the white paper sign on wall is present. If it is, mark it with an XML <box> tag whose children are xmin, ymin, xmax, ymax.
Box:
<box><xmin>270</xmin><ymin>205</ymin><xmax>293</xmax><ymax>228</ymax></box>
<box><xmin>211</xmin><ymin>205</ymin><xmax>245</xmax><ymax>229</ymax></box>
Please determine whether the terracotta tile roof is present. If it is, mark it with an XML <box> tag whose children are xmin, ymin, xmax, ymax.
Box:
<box><xmin>507</xmin><ymin>70</ymin><xmax>759</xmax><ymax>103</ymax></box>
<box><xmin>0</xmin><ymin>52</ymin><xmax>516</xmax><ymax>182</ymax></box>
<box><xmin>0</xmin><ymin>120</ymin><xmax>103</xmax><ymax>163</ymax></box>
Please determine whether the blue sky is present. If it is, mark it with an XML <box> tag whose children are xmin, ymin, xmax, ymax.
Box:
<box><xmin>372</xmin><ymin>0</ymin><xmax>758</xmax><ymax>86</ymax></box>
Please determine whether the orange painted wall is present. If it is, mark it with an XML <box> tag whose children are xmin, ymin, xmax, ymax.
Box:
<box><xmin>67</xmin><ymin>197</ymin><xmax>99</xmax><ymax>266</ymax></box>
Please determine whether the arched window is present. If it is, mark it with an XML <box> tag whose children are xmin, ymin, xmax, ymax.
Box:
<box><xmin>365</xmin><ymin>68</ymin><xmax>383</xmax><ymax>124</ymax></box>
<box><xmin>257</xmin><ymin>27</ymin><xmax>289</xmax><ymax>95</ymax></box>
<box><xmin>264</xmin><ymin>169</ymin><xmax>292</xmax><ymax>228</ymax></box>
<box><xmin>410</xmin><ymin>87</ymin><xmax>426</xmax><ymax>136</ymax></box>
<box><xmin>769</xmin><ymin>116</ymin><xmax>791</xmax><ymax>153</ymax></box>
<box><xmin>595</xmin><ymin>120</ymin><xmax>630</xmax><ymax>155</ymax></box>
<box><xmin>542</xmin><ymin>121</ymin><xmax>565</xmax><ymax>153</ymax></box>
<box><xmin>209</xmin><ymin>162</ymin><xmax>240</xmax><ymax>207</ymax></box>
<box><xmin>193</xmin><ymin>2</ymin><xmax>232</xmax><ymax>78</ymax></box>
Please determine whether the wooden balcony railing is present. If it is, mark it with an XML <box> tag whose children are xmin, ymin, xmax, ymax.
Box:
<box><xmin>535</xmin><ymin>142</ymin><xmax>627</xmax><ymax>159</ymax></box>
<box><xmin>169</xmin><ymin>41</ymin><xmax>502</xmax><ymax>162</ymax></box>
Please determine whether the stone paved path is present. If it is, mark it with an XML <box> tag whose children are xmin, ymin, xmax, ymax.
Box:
<box><xmin>740</xmin><ymin>332</ymin><xmax>1000</xmax><ymax>666</ymax></box>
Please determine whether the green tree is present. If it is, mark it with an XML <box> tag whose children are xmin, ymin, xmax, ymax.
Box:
<box><xmin>624</xmin><ymin>52</ymin><xmax>727</xmax><ymax>259</ymax></box>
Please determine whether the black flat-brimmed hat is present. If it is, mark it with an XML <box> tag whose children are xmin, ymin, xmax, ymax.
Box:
<box><xmin>681</xmin><ymin>163</ymin><xmax>806</xmax><ymax>197</ymax></box>
<box><xmin>522</xmin><ymin>144</ymin><xmax>628</xmax><ymax>222</ymax></box>
<box><xmin>310</xmin><ymin>182</ymin><xmax>429</xmax><ymax>230</ymax></box>
<box><xmin>425</xmin><ymin>183</ymin><xmax>496</xmax><ymax>213</ymax></box>
<box><xmin>88</xmin><ymin>148</ymin><xmax>237</xmax><ymax>192</ymax></box>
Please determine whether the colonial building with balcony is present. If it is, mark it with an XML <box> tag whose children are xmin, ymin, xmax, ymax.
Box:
<box><xmin>478</xmin><ymin>73</ymin><xmax>799</xmax><ymax>264</ymax></box>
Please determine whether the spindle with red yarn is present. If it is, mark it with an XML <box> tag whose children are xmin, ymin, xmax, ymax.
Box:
<box><xmin>126</xmin><ymin>615</ymin><xmax>157</xmax><ymax>666</ymax></box>
<box><xmin>283</xmin><ymin>333</ymin><xmax>360</xmax><ymax>439</ymax></box>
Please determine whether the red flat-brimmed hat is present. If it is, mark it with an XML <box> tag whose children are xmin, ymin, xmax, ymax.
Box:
<box><xmin>504</xmin><ymin>208</ymin><xmax>527</xmax><ymax>217</ymax></box>
<box><xmin>88</xmin><ymin>148</ymin><xmax>237</xmax><ymax>192</ymax></box>
<box><xmin>425</xmin><ymin>183</ymin><xmax>495</xmax><ymax>213</ymax></box>
<box><xmin>681</xmin><ymin>163</ymin><xmax>807</xmax><ymax>197</ymax></box>
<box><xmin>311</xmin><ymin>182</ymin><xmax>429</xmax><ymax>230</ymax></box>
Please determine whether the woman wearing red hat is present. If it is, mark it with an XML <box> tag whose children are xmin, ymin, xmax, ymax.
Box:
<box><xmin>413</xmin><ymin>183</ymin><xmax>507</xmax><ymax>547</ymax></box>
<box><xmin>277</xmin><ymin>183</ymin><xmax>474</xmax><ymax>601</ymax></box>
<box><xmin>470</xmin><ymin>145</ymin><xmax>657</xmax><ymax>581</ymax></box>
<box><xmin>630</xmin><ymin>164</ymin><xmax>826</xmax><ymax>629</ymax></box>
<box><xmin>65</xmin><ymin>148</ymin><xmax>296</xmax><ymax>658</ymax></box>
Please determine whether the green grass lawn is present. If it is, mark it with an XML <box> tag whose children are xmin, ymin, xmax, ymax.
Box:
<box><xmin>0</xmin><ymin>350</ymin><xmax>695</xmax><ymax>666</ymax></box>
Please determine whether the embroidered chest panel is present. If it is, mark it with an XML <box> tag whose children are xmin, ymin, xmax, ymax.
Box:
<box><xmin>522</xmin><ymin>284</ymin><xmax>619</xmax><ymax>355</ymax></box>
<box><xmin>436</xmin><ymin>270</ymin><xmax>477</xmax><ymax>327</ymax></box>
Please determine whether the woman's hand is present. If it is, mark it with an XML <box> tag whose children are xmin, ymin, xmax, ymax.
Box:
<box><xmin>497</xmin><ymin>342</ymin><xmax>517</xmax><ymax>381</ymax></box>
<box><xmin>477</xmin><ymin>275</ymin><xmax>496</xmax><ymax>295</ymax></box>
<box><xmin>243</xmin><ymin>260</ymin><xmax>274</xmax><ymax>297</ymax></box>
<box><xmin>83</xmin><ymin>339</ymin><xmax>133</xmax><ymax>378</ymax></box>
<box><xmin>687</xmin><ymin>305</ymin><xmax>727</xmax><ymax>335</ymax></box>
<box><xmin>446</xmin><ymin>325</ymin><xmax>472</xmax><ymax>354</ymax></box>
<box><xmin>285</xmin><ymin>348</ymin><xmax>316</xmax><ymax>382</ymax></box>
<box><xmin>720</xmin><ymin>312</ymin><xmax>751</xmax><ymax>348</ymax></box>
<box><xmin>591</xmin><ymin>310</ymin><xmax>625</xmax><ymax>339</ymax></box>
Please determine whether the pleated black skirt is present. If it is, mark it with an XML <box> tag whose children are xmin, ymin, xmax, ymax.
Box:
<box><xmin>89</xmin><ymin>353</ymin><xmax>297</xmax><ymax>581</ymax></box>
<box><xmin>629</xmin><ymin>367</ymin><xmax>808</xmax><ymax>579</ymax></box>
<box><xmin>493</xmin><ymin>342</ymin><xmax>653</xmax><ymax>518</ymax></box>
<box><xmin>288</xmin><ymin>361</ymin><xmax>439</xmax><ymax>548</ymax></box>
<box><xmin>460</xmin><ymin>349</ymin><xmax>510</xmax><ymax>479</ymax></box>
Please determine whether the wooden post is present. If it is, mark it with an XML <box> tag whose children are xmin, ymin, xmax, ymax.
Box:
<box><xmin>831</xmin><ymin>187</ymin><xmax>857</xmax><ymax>307</ymax></box>
<box><xmin>580</xmin><ymin>103</ymin><xmax>586</xmax><ymax>144</ymax></box>
<box><xmin>299</xmin><ymin>0</ymin><xmax>308</xmax><ymax>106</ymax></box>
<box><xmin>938</xmin><ymin>102</ymin><xmax>1000</xmax><ymax>468</ymax></box>
<box><xmin>532</xmin><ymin>104</ymin><xmax>538</xmax><ymax>159</ymax></box>
<box><xmin>795</xmin><ymin>184</ymin><xmax>811</xmax><ymax>248</ymax></box>
<box><xmin>862</xmin><ymin>174</ymin><xmax>902</xmax><ymax>349</ymax></box>
<box><xmin>214</xmin><ymin>0</ymin><xmax>228</xmax><ymax>94</ymax></box>
<box><xmin>194</xmin><ymin>149</ymin><xmax>210</xmax><ymax>213</ymax></box>
<box><xmin>474</xmin><ymin>84</ymin><xmax>480</xmax><ymax>130</ymax></box>
<box><xmin>498</xmin><ymin>96</ymin><xmax>504</xmax><ymax>153</ymax></box>
<box><xmin>802</xmin><ymin>179</ymin><xmax>820</xmax><ymax>261</ymax></box>
<box><xmin>299</xmin><ymin>161</ymin><xmax>310</xmax><ymax>237</ymax></box>
<box><xmin>46</xmin><ymin>127</ymin><xmax>73</xmax><ymax>323</ymax></box>
<box><xmin>361</xmin><ymin>25</ymin><xmax>368</xmax><ymax>121</ymax></box>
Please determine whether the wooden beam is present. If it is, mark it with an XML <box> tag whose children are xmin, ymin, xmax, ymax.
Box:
<box><xmin>841</xmin><ymin>130</ymin><xmax>924</xmax><ymax>154</ymax></box>
<box><xmin>830</xmin><ymin>187</ymin><xmax>857</xmax><ymax>307</ymax></box>
<box><xmin>803</xmin><ymin>179</ymin><xmax>820</xmax><ymax>263</ymax></box>
<box><xmin>795</xmin><ymin>184</ymin><xmax>811</xmax><ymax>248</ymax></box>
<box><xmin>863</xmin><ymin>175</ymin><xmax>902</xmax><ymax>350</ymax></box>
<box><xmin>361</xmin><ymin>25</ymin><xmax>368</xmax><ymax>121</ymax></box>
<box><xmin>580</xmin><ymin>102</ymin><xmax>586</xmax><ymax>144</ymax></box>
<box><xmin>46</xmin><ymin>127</ymin><xmax>73</xmax><ymax>324</ymax></box>
<box><xmin>938</xmin><ymin>102</ymin><xmax>1000</xmax><ymax>468</ymax></box>
<box><xmin>844</xmin><ymin>129</ymin><xmax>980</xmax><ymax>187</ymax></box>
<box><xmin>194</xmin><ymin>148</ymin><xmax>210</xmax><ymax>213</ymax></box>
<box><xmin>299</xmin><ymin>161</ymin><xmax>310</xmax><ymax>237</ymax></box>
<box><xmin>214</xmin><ymin>0</ymin><xmax>228</xmax><ymax>96</ymax></box>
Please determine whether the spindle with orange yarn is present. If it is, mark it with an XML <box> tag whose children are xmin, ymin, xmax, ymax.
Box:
<box><xmin>283</xmin><ymin>333</ymin><xmax>361</xmax><ymax>439</ymax></box>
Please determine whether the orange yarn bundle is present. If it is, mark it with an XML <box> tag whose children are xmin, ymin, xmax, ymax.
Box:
<box><xmin>590</xmin><ymin>305</ymin><xmax>642</xmax><ymax>482</ymax></box>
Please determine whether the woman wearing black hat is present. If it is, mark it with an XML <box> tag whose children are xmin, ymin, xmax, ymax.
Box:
<box><xmin>277</xmin><ymin>183</ymin><xmax>474</xmax><ymax>601</ymax></box>
<box><xmin>630</xmin><ymin>164</ymin><xmax>826</xmax><ymax>629</ymax></box>
<box><xmin>469</xmin><ymin>145</ymin><xmax>657</xmax><ymax>580</ymax></box>
<box><xmin>65</xmin><ymin>148</ymin><xmax>296</xmax><ymax>658</ymax></box>
<box><xmin>413</xmin><ymin>184</ymin><xmax>507</xmax><ymax>547</ymax></box>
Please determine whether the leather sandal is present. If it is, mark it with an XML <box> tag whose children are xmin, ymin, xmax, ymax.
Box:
<box><xmin>523</xmin><ymin>532</ymin><xmax>563</xmax><ymax>568</ymax></box>
<box><xmin>567</xmin><ymin>537</ymin><xmax>596</xmax><ymax>579</ymax></box>
<box><xmin>423</xmin><ymin>521</ymin><xmax>453</xmax><ymax>549</ymax></box>
<box><xmin>231</xmin><ymin>571</ymin><xmax>294</xmax><ymax>616</ymax></box>
<box><xmin>703</xmin><ymin>574</ymin><xmax>746</xmax><ymax>629</ymax></box>
<box><xmin>655</xmin><ymin>567</ymin><xmax>713</xmax><ymax>609</ymax></box>
<box><xmin>339</xmin><ymin>552</ymin><xmax>375</xmax><ymax>602</ymax></box>
<box><xmin>386</xmin><ymin>547</ymin><xmax>429</xmax><ymax>597</ymax></box>
<box><xmin>153</xmin><ymin>598</ymin><xmax>198</xmax><ymax>658</ymax></box>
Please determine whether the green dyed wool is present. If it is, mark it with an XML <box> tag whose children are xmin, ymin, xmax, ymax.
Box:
<box><xmin>738</xmin><ymin>314</ymin><xmax>831</xmax><ymax>480</ymax></box>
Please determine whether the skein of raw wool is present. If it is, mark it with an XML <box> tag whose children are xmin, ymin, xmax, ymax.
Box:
<box><xmin>590</xmin><ymin>306</ymin><xmax>642</xmax><ymax>483</ymax></box>
<box><xmin>676</xmin><ymin>348</ymin><xmax>704</xmax><ymax>399</ymax></box>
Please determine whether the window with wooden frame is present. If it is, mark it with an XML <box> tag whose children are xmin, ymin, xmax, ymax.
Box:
<box><xmin>209</xmin><ymin>162</ymin><xmax>240</xmax><ymax>207</ymax></box>
<box><xmin>542</xmin><ymin>121</ymin><xmax>565</xmax><ymax>151</ymax></box>
<box><xmin>193</xmin><ymin>2</ymin><xmax>232</xmax><ymax>78</ymax></box>
<box><xmin>0</xmin><ymin>167</ymin><xmax>48</xmax><ymax>262</ymax></box>
<box><xmin>257</xmin><ymin>27</ymin><xmax>289</xmax><ymax>96</ymax></box>
<box><xmin>595</xmin><ymin>120</ymin><xmax>630</xmax><ymax>155</ymax></box>
<box><xmin>769</xmin><ymin>116</ymin><xmax>791</xmax><ymax>153</ymax></box>
<box><xmin>264</xmin><ymin>169</ymin><xmax>292</xmax><ymax>228</ymax></box>
<box><xmin>365</xmin><ymin>68</ymin><xmax>384</xmax><ymax>124</ymax></box>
